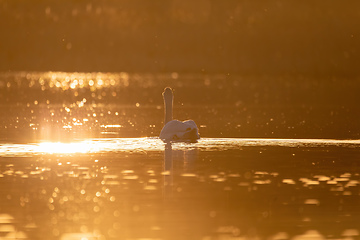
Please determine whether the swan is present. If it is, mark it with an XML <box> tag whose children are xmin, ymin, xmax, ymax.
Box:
<box><xmin>159</xmin><ymin>87</ymin><xmax>200</xmax><ymax>142</ymax></box>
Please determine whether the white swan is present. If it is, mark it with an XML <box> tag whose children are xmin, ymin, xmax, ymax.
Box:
<box><xmin>159</xmin><ymin>87</ymin><xmax>200</xmax><ymax>142</ymax></box>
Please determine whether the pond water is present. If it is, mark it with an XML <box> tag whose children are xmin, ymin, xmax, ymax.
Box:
<box><xmin>0</xmin><ymin>72</ymin><xmax>360</xmax><ymax>240</ymax></box>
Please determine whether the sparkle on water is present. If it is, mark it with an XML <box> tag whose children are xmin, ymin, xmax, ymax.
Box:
<box><xmin>1</xmin><ymin>72</ymin><xmax>360</xmax><ymax>240</ymax></box>
<box><xmin>1</xmin><ymin>138</ymin><xmax>360</xmax><ymax>239</ymax></box>
<box><xmin>0</xmin><ymin>138</ymin><xmax>359</xmax><ymax>156</ymax></box>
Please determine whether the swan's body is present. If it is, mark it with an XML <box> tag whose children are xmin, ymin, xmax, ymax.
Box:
<box><xmin>160</xmin><ymin>119</ymin><xmax>199</xmax><ymax>141</ymax></box>
<box><xmin>159</xmin><ymin>88</ymin><xmax>200</xmax><ymax>142</ymax></box>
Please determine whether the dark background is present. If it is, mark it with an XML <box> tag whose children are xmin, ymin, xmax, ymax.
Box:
<box><xmin>1</xmin><ymin>0</ymin><xmax>360</xmax><ymax>75</ymax></box>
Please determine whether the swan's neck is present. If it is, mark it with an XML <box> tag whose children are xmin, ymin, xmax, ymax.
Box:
<box><xmin>164</xmin><ymin>90</ymin><xmax>173</xmax><ymax>125</ymax></box>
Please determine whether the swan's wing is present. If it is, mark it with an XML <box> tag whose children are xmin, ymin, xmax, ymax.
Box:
<box><xmin>160</xmin><ymin>120</ymin><xmax>189</xmax><ymax>133</ymax></box>
<box><xmin>159</xmin><ymin>120</ymin><xmax>200</xmax><ymax>141</ymax></box>
<box><xmin>183</xmin><ymin>120</ymin><xmax>198</xmax><ymax>129</ymax></box>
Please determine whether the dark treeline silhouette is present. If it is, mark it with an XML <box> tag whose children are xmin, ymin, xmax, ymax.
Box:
<box><xmin>1</xmin><ymin>0</ymin><xmax>360</xmax><ymax>75</ymax></box>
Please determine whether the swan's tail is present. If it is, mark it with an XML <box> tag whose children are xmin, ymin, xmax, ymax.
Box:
<box><xmin>183</xmin><ymin>128</ymin><xmax>200</xmax><ymax>140</ymax></box>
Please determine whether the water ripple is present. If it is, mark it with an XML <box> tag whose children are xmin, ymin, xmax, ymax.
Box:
<box><xmin>0</xmin><ymin>138</ymin><xmax>359</xmax><ymax>156</ymax></box>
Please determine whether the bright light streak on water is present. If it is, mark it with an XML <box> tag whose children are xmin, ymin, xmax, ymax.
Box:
<box><xmin>37</xmin><ymin>142</ymin><xmax>102</xmax><ymax>154</ymax></box>
<box><xmin>0</xmin><ymin>138</ymin><xmax>162</xmax><ymax>156</ymax></box>
<box><xmin>0</xmin><ymin>138</ymin><xmax>359</xmax><ymax>156</ymax></box>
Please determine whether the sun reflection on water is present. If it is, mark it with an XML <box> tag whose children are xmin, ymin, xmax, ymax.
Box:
<box><xmin>0</xmin><ymin>138</ymin><xmax>359</xmax><ymax>156</ymax></box>
<box><xmin>37</xmin><ymin>142</ymin><xmax>100</xmax><ymax>154</ymax></box>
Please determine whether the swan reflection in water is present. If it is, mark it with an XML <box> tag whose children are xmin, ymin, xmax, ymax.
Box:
<box><xmin>163</xmin><ymin>142</ymin><xmax>198</xmax><ymax>199</ymax></box>
<box><xmin>163</xmin><ymin>143</ymin><xmax>173</xmax><ymax>197</ymax></box>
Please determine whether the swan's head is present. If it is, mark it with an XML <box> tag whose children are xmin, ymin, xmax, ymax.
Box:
<box><xmin>163</xmin><ymin>87</ymin><xmax>173</xmax><ymax>100</ymax></box>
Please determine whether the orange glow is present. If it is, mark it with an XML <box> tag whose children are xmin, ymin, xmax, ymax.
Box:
<box><xmin>37</xmin><ymin>142</ymin><xmax>100</xmax><ymax>154</ymax></box>
<box><xmin>0</xmin><ymin>138</ymin><xmax>359</xmax><ymax>156</ymax></box>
